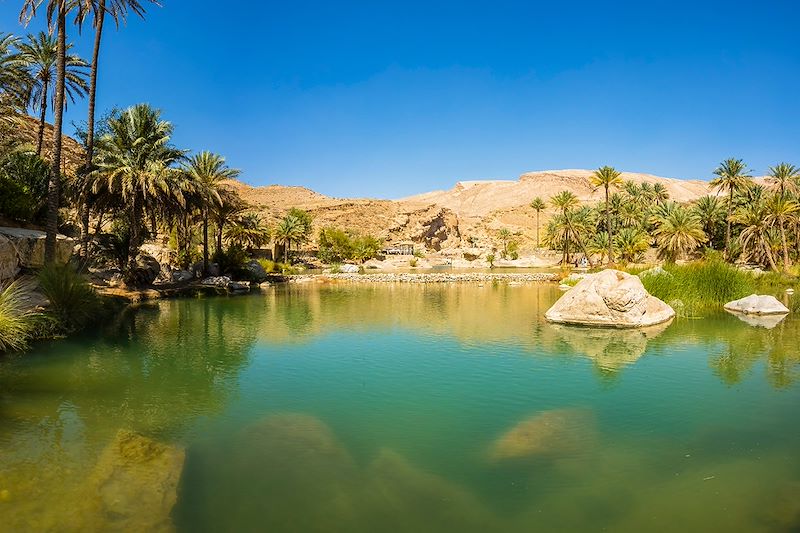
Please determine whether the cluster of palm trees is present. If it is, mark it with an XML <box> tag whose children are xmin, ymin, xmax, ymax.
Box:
<box><xmin>0</xmin><ymin>0</ymin><xmax>160</xmax><ymax>264</ymax></box>
<box><xmin>535</xmin><ymin>160</ymin><xmax>800</xmax><ymax>271</ymax></box>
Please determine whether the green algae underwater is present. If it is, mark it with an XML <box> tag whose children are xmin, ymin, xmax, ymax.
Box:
<box><xmin>1</xmin><ymin>282</ymin><xmax>799</xmax><ymax>532</ymax></box>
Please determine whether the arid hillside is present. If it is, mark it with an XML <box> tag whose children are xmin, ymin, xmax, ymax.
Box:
<box><xmin>236</xmin><ymin>169</ymin><xmax>716</xmax><ymax>252</ymax></box>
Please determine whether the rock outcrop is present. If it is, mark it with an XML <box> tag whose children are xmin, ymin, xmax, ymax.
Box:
<box><xmin>0</xmin><ymin>227</ymin><xmax>73</xmax><ymax>272</ymax></box>
<box><xmin>723</xmin><ymin>294</ymin><xmax>790</xmax><ymax>315</ymax></box>
<box><xmin>545</xmin><ymin>269</ymin><xmax>675</xmax><ymax>328</ymax></box>
<box><xmin>0</xmin><ymin>234</ymin><xmax>19</xmax><ymax>282</ymax></box>
<box><xmin>488</xmin><ymin>408</ymin><xmax>594</xmax><ymax>461</ymax></box>
<box><xmin>126</xmin><ymin>254</ymin><xmax>161</xmax><ymax>286</ymax></box>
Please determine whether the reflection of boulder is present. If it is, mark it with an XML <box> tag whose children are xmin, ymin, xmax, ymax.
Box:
<box><xmin>728</xmin><ymin>312</ymin><xmax>787</xmax><ymax>329</ymax></box>
<box><xmin>724</xmin><ymin>294</ymin><xmax>789</xmax><ymax>315</ymax></box>
<box><xmin>81</xmin><ymin>430</ymin><xmax>185</xmax><ymax>532</ymax></box>
<box><xmin>546</xmin><ymin>270</ymin><xmax>674</xmax><ymax>328</ymax></box>
<box><xmin>550</xmin><ymin>321</ymin><xmax>670</xmax><ymax>371</ymax></box>
<box><xmin>489</xmin><ymin>408</ymin><xmax>594</xmax><ymax>461</ymax></box>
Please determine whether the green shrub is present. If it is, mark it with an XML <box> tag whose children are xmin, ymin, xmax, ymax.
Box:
<box><xmin>37</xmin><ymin>264</ymin><xmax>99</xmax><ymax>332</ymax></box>
<box><xmin>213</xmin><ymin>245</ymin><xmax>249</xmax><ymax>277</ymax></box>
<box><xmin>318</xmin><ymin>227</ymin><xmax>383</xmax><ymax>264</ymax></box>
<box><xmin>258</xmin><ymin>258</ymin><xmax>278</xmax><ymax>273</ymax></box>
<box><xmin>0</xmin><ymin>279</ymin><xmax>36</xmax><ymax>352</ymax></box>
<box><xmin>486</xmin><ymin>254</ymin><xmax>495</xmax><ymax>268</ymax></box>
<box><xmin>636</xmin><ymin>257</ymin><xmax>761</xmax><ymax>316</ymax></box>
<box><xmin>0</xmin><ymin>152</ymin><xmax>49</xmax><ymax>222</ymax></box>
<box><xmin>409</xmin><ymin>258</ymin><xmax>418</xmax><ymax>267</ymax></box>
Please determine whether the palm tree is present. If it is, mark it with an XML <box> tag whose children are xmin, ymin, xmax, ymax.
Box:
<box><xmin>274</xmin><ymin>214</ymin><xmax>306</xmax><ymax>263</ymax></box>
<box><xmin>213</xmin><ymin>189</ymin><xmax>246</xmax><ymax>253</ymax></box>
<box><xmin>767</xmin><ymin>163</ymin><xmax>800</xmax><ymax>199</ymax></box>
<box><xmin>18</xmin><ymin>32</ymin><xmax>89</xmax><ymax>155</ymax></box>
<box><xmin>76</xmin><ymin>0</ymin><xmax>159</xmax><ymax>258</ymax></box>
<box><xmin>692</xmin><ymin>195</ymin><xmax>725</xmax><ymax>248</ymax></box>
<box><xmin>530</xmin><ymin>197</ymin><xmax>546</xmax><ymax>248</ymax></box>
<box><xmin>765</xmin><ymin>194</ymin><xmax>799</xmax><ymax>271</ymax></box>
<box><xmin>614</xmin><ymin>227</ymin><xmax>650</xmax><ymax>264</ymax></box>
<box><xmin>652</xmin><ymin>183</ymin><xmax>669</xmax><ymax>205</ymax></box>
<box><xmin>225</xmin><ymin>213</ymin><xmax>270</xmax><ymax>251</ymax></box>
<box><xmin>497</xmin><ymin>227</ymin><xmax>513</xmax><ymax>258</ymax></box>
<box><xmin>0</xmin><ymin>33</ymin><xmax>29</xmax><ymax>124</ymax></box>
<box><xmin>653</xmin><ymin>205</ymin><xmax>706</xmax><ymax>262</ymax></box>
<box><xmin>710</xmin><ymin>158</ymin><xmax>752</xmax><ymax>260</ymax></box>
<box><xmin>731</xmin><ymin>202</ymin><xmax>778</xmax><ymax>271</ymax></box>
<box><xmin>590</xmin><ymin>166</ymin><xmax>623</xmax><ymax>263</ymax></box>
<box><xmin>183</xmin><ymin>151</ymin><xmax>240</xmax><ymax>275</ymax></box>
<box><xmin>88</xmin><ymin>104</ymin><xmax>186</xmax><ymax>278</ymax></box>
<box><xmin>587</xmin><ymin>231</ymin><xmax>610</xmax><ymax>264</ymax></box>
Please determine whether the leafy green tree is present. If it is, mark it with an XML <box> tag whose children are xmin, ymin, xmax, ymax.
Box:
<box><xmin>17</xmin><ymin>32</ymin><xmax>88</xmax><ymax>155</ymax></box>
<box><xmin>590</xmin><ymin>166</ymin><xmax>623</xmax><ymax>263</ymax></box>
<box><xmin>765</xmin><ymin>194</ymin><xmax>798</xmax><ymax>271</ymax></box>
<box><xmin>710</xmin><ymin>158</ymin><xmax>752</xmax><ymax>260</ymax></box>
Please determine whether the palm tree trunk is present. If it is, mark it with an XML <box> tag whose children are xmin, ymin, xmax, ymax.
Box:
<box><xmin>535</xmin><ymin>211</ymin><xmax>540</xmax><ymax>249</ymax></box>
<box><xmin>605</xmin><ymin>185</ymin><xmax>613</xmax><ymax>264</ymax></box>
<box><xmin>284</xmin><ymin>240</ymin><xmax>290</xmax><ymax>264</ymax></box>
<box><xmin>44</xmin><ymin>7</ymin><xmax>67</xmax><ymax>264</ymax></box>
<box><xmin>725</xmin><ymin>189</ymin><xmax>733</xmax><ymax>260</ymax></box>
<box><xmin>202</xmin><ymin>211</ymin><xmax>209</xmax><ymax>276</ymax></box>
<box><xmin>780</xmin><ymin>221</ymin><xmax>790</xmax><ymax>271</ymax></box>
<box><xmin>36</xmin><ymin>80</ymin><xmax>47</xmax><ymax>156</ymax></box>
<box><xmin>763</xmin><ymin>238</ymin><xmax>778</xmax><ymax>272</ymax></box>
<box><xmin>216</xmin><ymin>220</ymin><xmax>223</xmax><ymax>253</ymax></box>
<box><xmin>80</xmin><ymin>3</ymin><xmax>105</xmax><ymax>260</ymax></box>
<box><xmin>127</xmin><ymin>202</ymin><xmax>140</xmax><ymax>275</ymax></box>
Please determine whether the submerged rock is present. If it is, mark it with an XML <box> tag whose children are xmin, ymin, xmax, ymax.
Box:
<box><xmin>545</xmin><ymin>269</ymin><xmax>675</xmax><ymax>328</ymax></box>
<box><xmin>488</xmin><ymin>408</ymin><xmax>594</xmax><ymax>461</ymax></box>
<box><xmin>724</xmin><ymin>294</ymin><xmax>790</xmax><ymax>316</ymax></box>
<box><xmin>81</xmin><ymin>430</ymin><xmax>185</xmax><ymax>532</ymax></box>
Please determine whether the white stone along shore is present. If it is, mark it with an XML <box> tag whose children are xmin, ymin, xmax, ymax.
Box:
<box><xmin>287</xmin><ymin>272</ymin><xmax>560</xmax><ymax>283</ymax></box>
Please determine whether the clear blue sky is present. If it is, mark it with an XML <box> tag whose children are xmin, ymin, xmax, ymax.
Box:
<box><xmin>2</xmin><ymin>0</ymin><xmax>799</xmax><ymax>198</ymax></box>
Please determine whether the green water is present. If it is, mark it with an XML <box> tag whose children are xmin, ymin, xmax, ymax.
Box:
<box><xmin>1</xmin><ymin>283</ymin><xmax>800</xmax><ymax>532</ymax></box>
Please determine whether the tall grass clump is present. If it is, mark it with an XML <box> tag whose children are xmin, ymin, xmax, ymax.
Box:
<box><xmin>638</xmin><ymin>257</ymin><xmax>755</xmax><ymax>316</ymax></box>
<box><xmin>37</xmin><ymin>264</ymin><xmax>99</xmax><ymax>332</ymax></box>
<box><xmin>0</xmin><ymin>279</ymin><xmax>36</xmax><ymax>352</ymax></box>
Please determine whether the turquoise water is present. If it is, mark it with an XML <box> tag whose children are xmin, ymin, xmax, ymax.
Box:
<box><xmin>1</xmin><ymin>283</ymin><xmax>799</xmax><ymax>532</ymax></box>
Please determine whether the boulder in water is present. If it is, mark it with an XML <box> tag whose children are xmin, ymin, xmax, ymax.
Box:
<box><xmin>545</xmin><ymin>269</ymin><xmax>675</xmax><ymax>328</ymax></box>
<box><xmin>724</xmin><ymin>294</ymin><xmax>789</xmax><ymax>315</ymax></box>
<box><xmin>488</xmin><ymin>408</ymin><xmax>594</xmax><ymax>461</ymax></box>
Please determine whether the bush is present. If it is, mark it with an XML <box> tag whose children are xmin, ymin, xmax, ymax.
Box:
<box><xmin>213</xmin><ymin>245</ymin><xmax>249</xmax><ymax>277</ymax></box>
<box><xmin>0</xmin><ymin>279</ymin><xmax>36</xmax><ymax>352</ymax></box>
<box><xmin>37</xmin><ymin>264</ymin><xmax>99</xmax><ymax>332</ymax></box>
<box><xmin>318</xmin><ymin>227</ymin><xmax>383</xmax><ymax>264</ymax></box>
<box><xmin>0</xmin><ymin>152</ymin><xmax>49</xmax><ymax>222</ymax></box>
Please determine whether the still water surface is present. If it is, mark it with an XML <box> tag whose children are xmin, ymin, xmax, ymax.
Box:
<box><xmin>1</xmin><ymin>282</ymin><xmax>799</xmax><ymax>532</ymax></box>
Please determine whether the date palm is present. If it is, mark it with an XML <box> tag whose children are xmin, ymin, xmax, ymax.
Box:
<box><xmin>497</xmin><ymin>227</ymin><xmax>513</xmax><ymax>258</ymax></box>
<box><xmin>76</xmin><ymin>0</ymin><xmax>160</xmax><ymax>258</ymax></box>
<box><xmin>0</xmin><ymin>33</ymin><xmax>29</xmax><ymax>123</ymax></box>
<box><xmin>731</xmin><ymin>202</ymin><xmax>778</xmax><ymax>271</ymax></box>
<box><xmin>693</xmin><ymin>195</ymin><xmax>725</xmax><ymax>248</ymax></box>
<box><xmin>710</xmin><ymin>158</ymin><xmax>752</xmax><ymax>260</ymax></box>
<box><xmin>766</xmin><ymin>163</ymin><xmax>799</xmax><ymax>199</ymax></box>
<box><xmin>590</xmin><ymin>166</ymin><xmax>623</xmax><ymax>263</ymax></box>
<box><xmin>20</xmin><ymin>0</ymin><xmax>87</xmax><ymax>263</ymax></box>
<box><xmin>225</xmin><ymin>213</ymin><xmax>270</xmax><ymax>251</ymax></box>
<box><xmin>274</xmin><ymin>214</ymin><xmax>306</xmax><ymax>263</ymax></box>
<box><xmin>765</xmin><ymin>195</ymin><xmax>799</xmax><ymax>271</ymax></box>
<box><xmin>530</xmin><ymin>197</ymin><xmax>545</xmax><ymax>248</ymax></box>
<box><xmin>652</xmin><ymin>183</ymin><xmax>669</xmax><ymax>205</ymax></box>
<box><xmin>88</xmin><ymin>104</ymin><xmax>186</xmax><ymax>279</ymax></box>
<box><xmin>183</xmin><ymin>151</ymin><xmax>240</xmax><ymax>275</ymax></box>
<box><xmin>18</xmin><ymin>32</ymin><xmax>89</xmax><ymax>155</ymax></box>
<box><xmin>653</xmin><ymin>204</ymin><xmax>706</xmax><ymax>262</ymax></box>
<box><xmin>614</xmin><ymin>227</ymin><xmax>650</xmax><ymax>264</ymax></box>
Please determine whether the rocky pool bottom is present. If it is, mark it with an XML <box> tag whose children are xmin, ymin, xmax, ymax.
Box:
<box><xmin>1</xmin><ymin>283</ymin><xmax>799</xmax><ymax>532</ymax></box>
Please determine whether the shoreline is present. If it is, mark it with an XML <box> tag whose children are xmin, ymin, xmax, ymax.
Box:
<box><xmin>287</xmin><ymin>272</ymin><xmax>560</xmax><ymax>283</ymax></box>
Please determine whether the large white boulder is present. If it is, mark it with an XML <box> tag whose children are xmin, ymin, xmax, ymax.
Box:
<box><xmin>723</xmin><ymin>294</ymin><xmax>789</xmax><ymax>315</ymax></box>
<box><xmin>545</xmin><ymin>269</ymin><xmax>675</xmax><ymax>328</ymax></box>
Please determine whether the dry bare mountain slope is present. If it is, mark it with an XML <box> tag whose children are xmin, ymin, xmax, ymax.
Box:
<box><xmin>237</xmin><ymin>169</ymin><xmax>713</xmax><ymax>253</ymax></box>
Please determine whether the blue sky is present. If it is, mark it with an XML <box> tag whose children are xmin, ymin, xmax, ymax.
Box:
<box><xmin>2</xmin><ymin>0</ymin><xmax>799</xmax><ymax>198</ymax></box>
